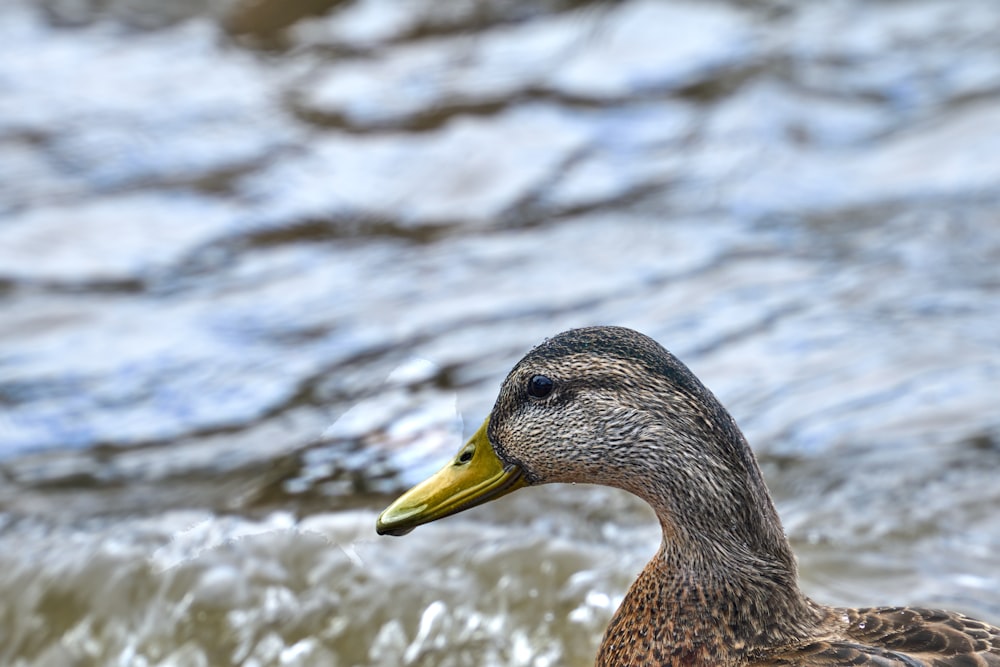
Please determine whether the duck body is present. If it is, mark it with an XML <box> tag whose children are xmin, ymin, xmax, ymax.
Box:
<box><xmin>377</xmin><ymin>326</ymin><xmax>1000</xmax><ymax>667</ymax></box>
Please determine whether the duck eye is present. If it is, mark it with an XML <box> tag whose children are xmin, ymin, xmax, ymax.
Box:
<box><xmin>526</xmin><ymin>375</ymin><xmax>554</xmax><ymax>399</ymax></box>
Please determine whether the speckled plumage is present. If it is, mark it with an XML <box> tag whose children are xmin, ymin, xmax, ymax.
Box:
<box><xmin>482</xmin><ymin>327</ymin><xmax>1000</xmax><ymax>667</ymax></box>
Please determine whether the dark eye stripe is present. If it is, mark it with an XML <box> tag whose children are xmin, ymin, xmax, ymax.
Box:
<box><xmin>527</xmin><ymin>375</ymin><xmax>554</xmax><ymax>399</ymax></box>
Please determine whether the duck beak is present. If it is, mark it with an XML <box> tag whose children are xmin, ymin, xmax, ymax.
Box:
<box><xmin>376</xmin><ymin>417</ymin><xmax>528</xmax><ymax>536</ymax></box>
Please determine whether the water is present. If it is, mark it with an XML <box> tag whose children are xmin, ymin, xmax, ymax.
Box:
<box><xmin>1</xmin><ymin>0</ymin><xmax>1000</xmax><ymax>665</ymax></box>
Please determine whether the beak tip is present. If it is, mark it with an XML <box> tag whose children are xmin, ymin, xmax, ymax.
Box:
<box><xmin>376</xmin><ymin>511</ymin><xmax>416</xmax><ymax>537</ymax></box>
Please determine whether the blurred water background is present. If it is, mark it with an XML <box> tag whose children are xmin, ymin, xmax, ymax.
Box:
<box><xmin>1</xmin><ymin>0</ymin><xmax>999</xmax><ymax>665</ymax></box>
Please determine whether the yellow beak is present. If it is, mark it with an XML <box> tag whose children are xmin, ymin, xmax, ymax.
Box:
<box><xmin>376</xmin><ymin>417</ymin><xmax>528</xmax><ymax>536</ymax></box>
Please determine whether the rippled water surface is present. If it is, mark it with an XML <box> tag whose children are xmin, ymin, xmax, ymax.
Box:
<box><xmin>1</xmin><ymin>1</ymin><xmax>999</xmax><ymax>665</ymax></box>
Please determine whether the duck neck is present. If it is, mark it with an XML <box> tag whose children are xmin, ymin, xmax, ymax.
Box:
<box><xmin>597</xmin><ymin>428</ymin><xmax>828</xmax><ymax>665</ymax></box>
<box><xmin>597</xmin><ymin>533</ymin><xmax>825</xmax><ymax>667</ymax></box>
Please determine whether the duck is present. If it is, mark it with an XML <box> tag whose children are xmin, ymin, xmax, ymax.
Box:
<box><xmin>376</xmin><ymin>326</ymin><xmax>1000</xmax><ymax>666</ymax></box>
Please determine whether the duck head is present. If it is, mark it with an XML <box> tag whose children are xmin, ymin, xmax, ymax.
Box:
<box><xmin>376</xmin><ymin>326</ymin><xmax>783</xmax><ymax>557</ymax></box>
